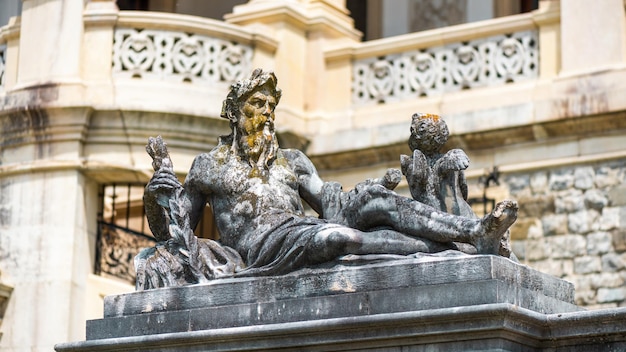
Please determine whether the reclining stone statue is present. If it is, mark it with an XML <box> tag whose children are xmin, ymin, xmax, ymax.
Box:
<box><xmin>136</xmin><ymin>68</ymin><xmax>518</xmax><ymax>290</ymax></box>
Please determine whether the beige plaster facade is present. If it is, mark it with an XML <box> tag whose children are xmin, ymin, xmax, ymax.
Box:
<box><xmin>0</xmin><ymin>0</ymin><xmax>626</xmax><ymax>350</ymax></box>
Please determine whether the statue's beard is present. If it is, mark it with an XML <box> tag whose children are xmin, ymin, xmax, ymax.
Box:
<box><xmin>237</xmin><ymin>124</ymin><xmax>278</xmax><ymax>174</ymax></box>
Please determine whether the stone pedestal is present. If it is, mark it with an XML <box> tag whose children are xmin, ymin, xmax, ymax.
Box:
<box><xmin>55</xmin><ymin>255</ymin><xmax>626</xmax><ymax>351</ymax></box>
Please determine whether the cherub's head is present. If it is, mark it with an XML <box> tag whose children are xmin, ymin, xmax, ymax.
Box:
<box><xmin>408</xmin><ymin>113</ymin><xmax>449</xmax><ymax>155</ymax></box>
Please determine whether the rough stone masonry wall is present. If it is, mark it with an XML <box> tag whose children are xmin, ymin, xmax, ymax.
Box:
<box><xmin>505</xmin><ymin>160</ymin><xmax>626</xmax><ymax>309</ymax></box>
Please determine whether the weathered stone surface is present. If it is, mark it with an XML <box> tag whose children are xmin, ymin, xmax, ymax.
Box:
<box><xmin>54</xmin><ymin>302</ymin><xmax>626</xmax><ymax>352</ymax></box>
<box><xmin>506</xmin><ymin>174</ymin><xmax>531</xmax><ymax>193</ymax></box>
<box><xmin>573</xmin><ymin>256</ymin><xmax>601</xmax><ymax>274</ymax></box>
<box><xmin>589</xmin><ymin>272</ymin><xmax>625</xmax><ymax>289</ymax></box>
<box><xmin>530</xmin><ymin>171</ymin><xmax>549</xmax><ymax>194</ymax></box>
<box><xmin>586</xmin><ymin>231</ymin><xmax>613</xmax><ymax>254</ymax></box>
<box><xmin>541</xmin><ymin>213</ymin><xmax>567</xmax><ymax>236</ymax></box>
<box><xmin>55</xmin><ymin>255</ymin><xmax>581</xmax><ymax>347</ymax></box>
<box><xmin>526</xmin><ymin>239</ymin><xmax>551</xmax><ymax>261</ymax></box>
<box><xmin>608</xmin><ymin>185</ymin><xmax>626</xmax><ymax>206</ymax></box>
<box><xmin>554</xmin><ymin>189</ymin><xmax>584</xmax><ymax>213</ymax></box>
<box><xmin>567</xmin><ymin>209</ymin><xmax>599</xmax><ymax>234</ymax></box>
<box><xmin>54</xmin><ymin>255</ymin><xmax>626</xmax><ymax>352</ymax></box>
<box><xmin>595</xmin><ymin>166</ymin><xmax>621</xmax><ymax>188</ymax></box>
<box><xmin>549</xmin><ymin>235</ymin><xmax>586</xmax><ymax>259</ymax></box>
<box><xmin>511</xmin><ymin>240</ymin><xmax>527</xmax><ymax>260</ymax></box>
<box><xmin>549</xmin><ymin>171</ymin><xmax>574</xmax><ymax>191</ymax></box>
<box><xmin>531</xmin><ymin>259</ymin><xmax>565</xmax><ymax>277</ymax></box>
<box><xmin>574</xmin><ymin>166</ymin><xmax>595</xmax><ymax>190</ymax></box>
<box><xmin>599</xmin><ymin>206</ymin><xmax>620</xmax><ymax>230</ymax></box>
<box><xmin>400</xmin><ymin>113</ymin><xmax>474</xmax><ymax>217</ymax></box>
<box><xmin>602</xmin><ymin>253</ymin><xmax>625</xmax><ymax>272</ymax></box>
<box><xmin>584</xmin><ymin>189</ymin><xmax>608</xmax><ymax>210</ymax></box>
<box><xmin>597</xmin><ymin>287</ymin><xmax>626</xmax><ymax>303</ymax></box>
<box><xmin>518</xmin><ymin>194</ymin><xmax>555</xmax><ymax>217</ymax></box>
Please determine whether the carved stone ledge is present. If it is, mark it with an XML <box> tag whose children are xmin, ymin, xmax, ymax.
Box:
<box><xmin>55</xmin><ymin>255</ymin><xmax>626</xmax><ymax>351</ymax></box>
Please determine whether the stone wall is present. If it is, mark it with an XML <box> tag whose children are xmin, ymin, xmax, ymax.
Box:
<box><xmin>505</xmin><ymin>160</ymin><xmax>626</xmax><ymax>309</ymax></box>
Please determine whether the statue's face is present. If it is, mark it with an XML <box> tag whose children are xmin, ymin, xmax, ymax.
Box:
<box><xmin>236</xmin><ymin>85</ymin><xmax>278</xmax><ymax>163</ymax></box>
<box><xmin>239</xmin><ymin>86</ymin><xmax>277</xmax><ymax>137</ymax></box>
<box><xmin>409</xmin><ymin>118</ymin><xmax>448</xmax><ymax>154</ymax></box>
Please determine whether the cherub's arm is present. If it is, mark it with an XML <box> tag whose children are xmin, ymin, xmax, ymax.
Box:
<box><xmin>433</xmin><ymin>149</ymin><xmax>469</xmax><ymax>176</ymax></box>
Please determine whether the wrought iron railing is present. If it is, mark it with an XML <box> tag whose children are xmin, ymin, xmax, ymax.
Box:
<box><xmin>95</xmin><ymin>183</ymin><xmax>154</xmax><ymax>284</ymax></box>
<box><xmin>95</xmin><ymin>221</ymin><xmax>156</xmax><ymax>283</ymax></box>
<box><xmin>94</xmin><ymin>183</ymin><xmax>219</xmax><ymax>284</ymax></box>
<box><xmin>467</xmin><ymin>166</ymin><xmax>500</xmax><ymax>216</ymax></box>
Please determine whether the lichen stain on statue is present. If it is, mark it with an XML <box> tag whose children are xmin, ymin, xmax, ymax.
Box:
<box><xmin>136</xmin><ymin>68</ymin><xmax>519</xmax><ymax>291</ymax></box>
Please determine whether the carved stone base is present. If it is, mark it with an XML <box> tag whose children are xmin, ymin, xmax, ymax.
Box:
<box><xmin>55</xmin><ymin>255</ymin><xmax>626</xmax><ymax>351</ymax></box>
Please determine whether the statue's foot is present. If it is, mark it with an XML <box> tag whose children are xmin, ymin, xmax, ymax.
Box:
<box><xmin>474</xmin><ymin>200</ymin><xmax>518</xmax><ymax>255</ymax></box>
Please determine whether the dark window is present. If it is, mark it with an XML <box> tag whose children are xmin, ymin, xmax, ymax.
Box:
<box><xmin>95</xmin><ymin>183</ymin><xmax>219</xmax><ymax>285</ymax></box>
<box><xmin>116</xmin><ymin>0</ymin><xmax>149</xmax><ymax>11</ymax></box>
<box><xmin>347</xmin><ymin>0</ymin><xmax>368</xmax><ymax>40</ymax></box>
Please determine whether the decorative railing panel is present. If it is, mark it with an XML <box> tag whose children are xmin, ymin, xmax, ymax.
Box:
<box><xmin>96</xmin><ymin>222</ymin><xmax>156</xmax><ymax>284</ymax></box>
<box><xmin>353</xmin><ymin>30</ymin><xmax>538</xmax><ymax>105</ymax></box>
<box><xmin>0</xmin><ymin>44</ymin><xmax>6</xmax><ymax>91</ymax></box>
<box><xmin>112</xmin><ymin>28</ymin><xmax>253</xmax><ymax>85</ymax></box>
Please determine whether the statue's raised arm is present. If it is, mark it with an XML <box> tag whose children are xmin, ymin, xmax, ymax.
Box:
<box><xmin>143</xmin><ymin>136</ymin><xmax>182</xmax><ymax>241</ymax></box>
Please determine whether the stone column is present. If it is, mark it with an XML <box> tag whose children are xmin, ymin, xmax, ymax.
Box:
<box><xmin>82</xmin><ymin>0</ymin><xmax>119</xmax><ymax>104</ymax></box>
<box><xmin>0</xmin><ymin>1</ymin><xmax>99</xmax><ymax>351</ymax></box>
<box><xmin>0</xmin><ymin>170</ymin><xmax>99</xmax><ymax>351</ymax></box>
<box><xmin>17</xmin><ymin>0</ymin><xmax>85</xmax><ymax>86</ymax></box>
<box><xmin>560</xmin><ymin>0</ymin><xmax>626</xmax><ymax>75</ymax></box>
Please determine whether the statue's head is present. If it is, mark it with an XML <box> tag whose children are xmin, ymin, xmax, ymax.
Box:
<box><xmin>220</xmin><ymin>69</ymin><xmax>283</xmax><ymax>172</ymax></box>
<box><xmin>408</xmin><ymin>113</ymin><xmax>449</xmax><ymax>154</ymax></box>
<box><xmin>221</xmin><ymin>69</ymin><xmax>282</xmax><ymax>125</ymax></box>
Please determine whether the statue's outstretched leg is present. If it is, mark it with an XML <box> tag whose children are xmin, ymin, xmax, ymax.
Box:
<box><xmin>474</xmin><ymin>200</ymin><xmax>518</xmax><ymax>254</ymax></box>
<box><xmin>339</xmin><ymin>185</ymin><xmax>518</xmax><ymax>255</ymax></box>
<box><xmin>304</xmin><ymin>227</ymin><xmax>456</xmax><ymax>265</ymax></box>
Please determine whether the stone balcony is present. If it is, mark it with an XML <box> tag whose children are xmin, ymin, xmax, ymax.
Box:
<box><xmin>0</xmin><ymin>1</ymin><xmax>624</xmax><ymax>184</ymax></box>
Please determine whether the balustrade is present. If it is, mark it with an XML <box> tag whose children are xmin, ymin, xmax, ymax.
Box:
<box><xmin>351</xmin><ymin>19</ymin><xmax>540</xmax><ymax>105</ymax></box>
<box><xmin>112</xmin><ymin>26</ymin><xmax>253</xmax><ymax>86</ymax></box>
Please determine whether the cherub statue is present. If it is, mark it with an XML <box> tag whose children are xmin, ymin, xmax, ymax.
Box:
<box><xmin>400</xmin><ymin>113</ymin><xmax>475</xmax><ymax>217</ymax></box>
<box><xmin>400</xmin><ymin>113</ymin><xmax>515</xmax><ymax>258</ymax></box>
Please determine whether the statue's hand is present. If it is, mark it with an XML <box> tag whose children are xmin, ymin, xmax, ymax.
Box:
<box><xmin>146</xmin><ymin>136</ymin><xmax>173</xmax><ymax>172</ymax></box>
<box><xmin>146</xmin><ymin>168</ymin><xmax>182</xmax><ymax>208</ymax></box>
<box><xmin>145</xmin><ymin>136</ymin><xmax>181</xmax><ymax>207</ymax></box>
<box><xmin>438</xmin><ymin>149</ymin><xmax>469</xmax><ymax>172</ymax></box>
